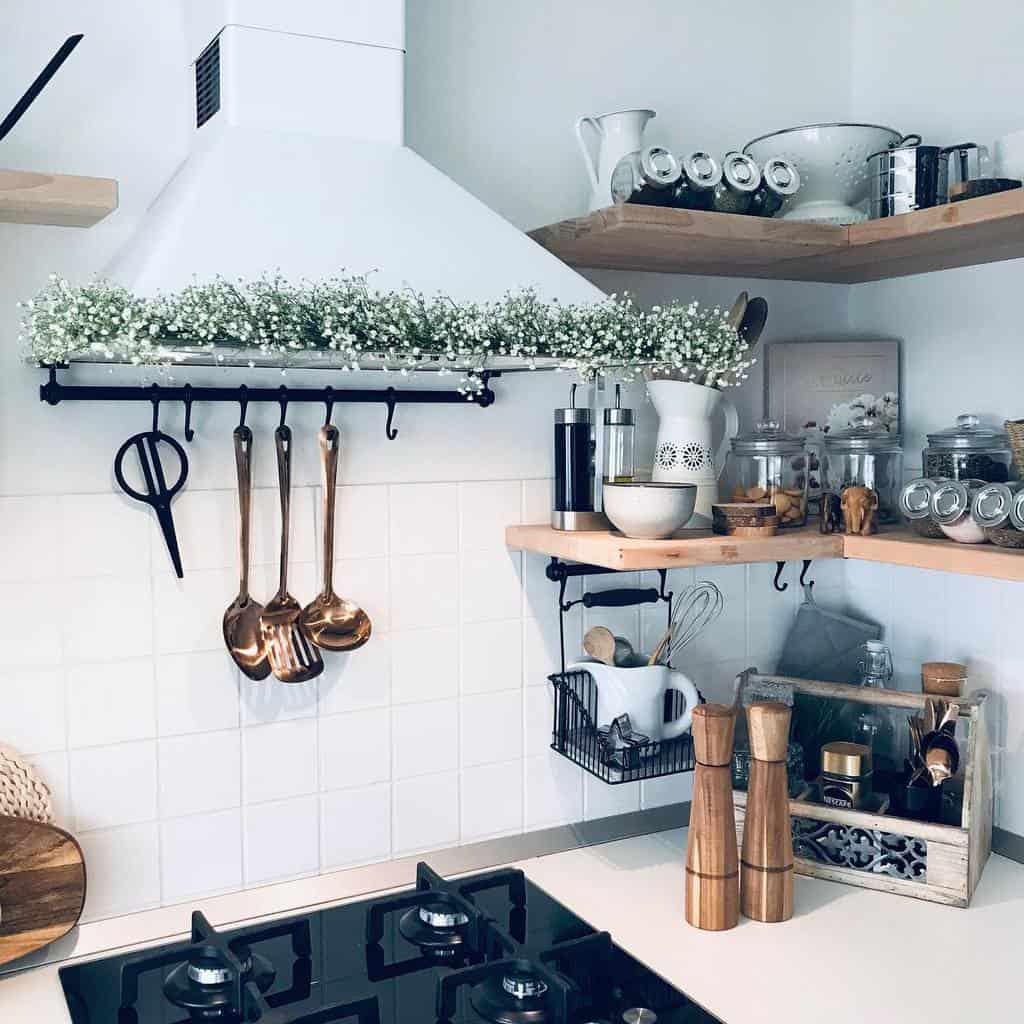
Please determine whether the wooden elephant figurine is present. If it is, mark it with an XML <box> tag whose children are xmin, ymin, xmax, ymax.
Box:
<box><xmin>840</xmin><ymin>485</ymin><xmax>879</xmax><ymax>536</ymax></box>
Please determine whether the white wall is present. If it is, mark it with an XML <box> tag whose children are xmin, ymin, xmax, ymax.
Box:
<box><xmin>0</xmin><ymin>1</ymin><xmax>829</xmax><ymax>923</ymax></box>
<box><xmin>845</xmin><ymin>0</ymin><xmax>1024</xmax><ymax>835</ymax></box>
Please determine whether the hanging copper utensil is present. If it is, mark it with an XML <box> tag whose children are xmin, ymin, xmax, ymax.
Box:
<box><xmin>260</xmin><ymin>424</ymin><xmax>324</xmax><ymax>683</ymax></box>
<box><xmin>300</xmin><ymin>423</ymin><xmax>372</xmax><ymax>652</ymax></box>
<box><xmin>223</xmin><ymin>425</ymin><xmax>270</xmax><ymax>680</ymax></box>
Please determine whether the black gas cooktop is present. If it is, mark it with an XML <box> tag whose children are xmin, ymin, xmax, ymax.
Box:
<box><xmin>59</xmin><ymin>861</ymin><xmax>720</xmax><ymax>1024</ymax></box>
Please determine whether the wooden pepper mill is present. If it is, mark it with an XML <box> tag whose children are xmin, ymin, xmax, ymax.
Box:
<box><xmin>685</xmin><ymin>703</ymin><xmax>738</xmax><ymax>931</ymax></box>
<box><xmin>741</xmin><ymin>701</ymin><xmax>793</xmax><ymax>923</ymax></box>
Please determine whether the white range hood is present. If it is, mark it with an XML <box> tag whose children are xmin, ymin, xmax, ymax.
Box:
<box><xmin>105</xmin><ymin>0</ymin><xmax>602</xmax><ymax>305</ymax></box>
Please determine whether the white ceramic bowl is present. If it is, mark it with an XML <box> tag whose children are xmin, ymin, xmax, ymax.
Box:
<box><xmin>602</xmin><ymin>482</ymin><xmax>697</xmax><ymax>539</ymax></box>
<box><xmin>744</xmin><ymin>122</ymin><xmax>914</xmax><ymax>224</ymax></box>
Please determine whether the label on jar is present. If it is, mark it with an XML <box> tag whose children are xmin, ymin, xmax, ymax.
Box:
<box><xmin>821</xmin><ymin>783</ymin><xmax>855</xmax><ymax>808</ymax></box>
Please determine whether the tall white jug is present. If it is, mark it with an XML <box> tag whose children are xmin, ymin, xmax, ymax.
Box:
<box><xmin>575</xmin><ymin>108</ymin><xmax>656</xmax><ymax>212</ymax></box>
<box><xmin>647</xmin><ymin>380</ymin><xmax>739</xmax><ymax>528</ymax></box>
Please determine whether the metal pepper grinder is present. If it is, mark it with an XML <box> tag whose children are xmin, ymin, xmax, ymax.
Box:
<box><xmin>686</xmin><ymin>704</ymin><xmax>739</xmax><ymax>931</ymax></box>
<box><xmin>552</xmin><ymin>383</ymin><xmax>609</xmax><ymax>531</ymax></box>
<box><xmin>741</xmin><ymin>701</ymin><xmax>794</xmax><ymax>922</ymax></box>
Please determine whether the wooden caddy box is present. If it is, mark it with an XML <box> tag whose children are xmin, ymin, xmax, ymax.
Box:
<box><xmin>731</xmin><ymin>672</ymin><xmax>992</xmax><ymax>908</ymax></box>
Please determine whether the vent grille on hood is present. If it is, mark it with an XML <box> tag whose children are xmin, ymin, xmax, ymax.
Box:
<box><xmin>194</xmin><ymin>37</ymin><xmax>220</xmax><ymax>128</ymax></box>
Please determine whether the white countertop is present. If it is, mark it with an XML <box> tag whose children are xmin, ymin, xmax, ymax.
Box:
<box><xmin>3</xmin><ymin>828</ymin><xmax>1022</xmax><ymax>1022</ymax></box>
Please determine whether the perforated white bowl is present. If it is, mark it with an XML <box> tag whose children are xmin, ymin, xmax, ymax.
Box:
<box><xmin>744</xmin><ymin>122</ymin><xmax>913</xmax><ymax>224</ymax></box>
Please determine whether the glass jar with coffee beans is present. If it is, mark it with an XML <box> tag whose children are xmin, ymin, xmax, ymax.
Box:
<box><xmin>923</xmin><ymin>414</ymin><xmax>1012</xmax><ymax>482</ymax></box>
<box><xmin>610</xmin><ymin>146</ymin><xmax>682</xmax><ymax>207</ymax></box>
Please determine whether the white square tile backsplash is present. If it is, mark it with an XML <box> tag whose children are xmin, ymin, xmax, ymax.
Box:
<box><xmin>22</xmin><ymin>475</ymin><xmax>1014</xmax><ymax>927</ymax></box>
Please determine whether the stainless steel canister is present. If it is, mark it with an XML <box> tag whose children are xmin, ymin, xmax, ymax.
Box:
<box><xmin>867</xmin><ymin>143</ymin><xmax>948</xmax><ymax>218</ymax></box>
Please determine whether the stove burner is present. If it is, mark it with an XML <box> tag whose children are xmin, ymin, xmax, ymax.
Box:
<box><xmin>397</xmin><ymin>898</ymin><xmax>472</xmax><ymax>958</ymax></box>
<box><xmin>471</xmin><ymin>967</ymin><xmax>551</xmax><ymax>1024</ymax></box>
<box><xmin>163</xmin><ymin>943</ymin><xmax>274</xmax><ymax>1019</ymax></box>
<box><xmin>503</xmin><ymin>970</ymin><xmax>549</xmax><ymax>1000</ymax></box>
<box><xmin>622</xmin><ymin>1010</ymin><xmax>657</xmax><ymax>1024</ymax></box>
<box><xmin>419</xmin><ymin>903</ymin><xmax>470</xmax><ymax>929</ymax></box>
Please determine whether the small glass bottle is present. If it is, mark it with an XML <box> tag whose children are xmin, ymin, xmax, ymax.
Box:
<box><xmin>603</xmin><ymin>384</ymin><xmax>635</xmax><ymax>483</ymax></box>
<box><xmin>849</xmin><ymin>641</ymin><xmax>898</xmax><ymax>791</ymax></box>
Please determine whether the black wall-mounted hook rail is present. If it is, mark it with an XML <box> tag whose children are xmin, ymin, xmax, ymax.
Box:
<box><xmin>39</xmin><ymin>366</ymin><xmax>499</xmax><ymax>442</ymax></box>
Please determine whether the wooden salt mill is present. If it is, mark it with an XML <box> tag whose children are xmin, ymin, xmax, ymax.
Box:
<box><xmin>685</xmin><ymin>703</ymin><xmax>738</xmax><ymax>931</ymax></box>
<box><xmin>741</xmin><ymin>701</ymin><xmax>793</xmax><ymax>923</ymax></box>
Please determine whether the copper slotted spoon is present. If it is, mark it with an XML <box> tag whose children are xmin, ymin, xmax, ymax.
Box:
<box><xmin>223</xmin><ymin>424</ymin><xmax>271</xmax><ymax>680</ymax></box>
<box><xmin>301</xmin><ymin>423</ymin><xmax>372</xmax><ymax>652</ymax></box>
<box><xmin>260</xmin><ymin>424</ymin><xmax>324</xmax><ymax>683</ymax></box>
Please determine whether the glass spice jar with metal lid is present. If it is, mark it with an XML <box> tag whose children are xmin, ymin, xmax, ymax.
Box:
<box><xmin>725</xmin><ymin>420</ymin><xmax>808</xmax><ymax>527</ymax></box>
<box><xmin>973</xmin><ymin>481</ymin><xmax>1024</xmax><ymax>547</ymax></box>
<box><xmin>922</xmin><ymin>414</ymin><xmax>1012</xmax><ymax>482</ymax></box>
<box><xmin>898</xmin><ymin>478</ymin><xmax>948</xmax><ymax>538</ymax></box>
<box><xmin>710</xmin><ymin>152</ymin><xmax>762</xmax><ymax>214</ymax></box>
<box><xmin>748</xmin><ymin>156</ymin><xmax>801</xmax><ymax>217</ymax></box>
<box><xmin>931</xmin><ymin>477</ymin><xmax>988</xmax><ymax>544</ymax></box>
<box><xmin>610</xmin><ymin>146</ymin><xmax>682</xmax><ymax>207</ymax></box>
<box><xmin>671</xmin><ymin>151</ymin><xmax>722</xmax><ymax>210</ymax></box>
<box><xmin>823</xmin><ymin>416</ymin><xmax>904</xmax><ymax>524</ymax></box>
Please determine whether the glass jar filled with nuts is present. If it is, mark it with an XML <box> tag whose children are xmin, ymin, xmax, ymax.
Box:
<box><xmin>725</xmin><ymin>421</ymin><xmax>809</xmax><ymax>527</ymax></box>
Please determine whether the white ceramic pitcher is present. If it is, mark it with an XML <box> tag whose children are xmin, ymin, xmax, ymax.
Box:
<box><xmin>575</xmin><ymin>108</ymin><xmax>656</xmax><ymax>212</ymax></box>
<box><xmin>647</xmin><ymin>379</ymin><xmax>739</xmax><ymax>528</ymax></box>
<box><xmin>567</xmin><ymin>658</ymin><xmax>699</xmax><ymax>740</ymax></box>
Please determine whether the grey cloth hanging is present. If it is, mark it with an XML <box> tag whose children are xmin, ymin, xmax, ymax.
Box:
<box><xmin>776</xmin><ymin>584</ymin><xmax>881</xmax><ymax>684</ymax></box>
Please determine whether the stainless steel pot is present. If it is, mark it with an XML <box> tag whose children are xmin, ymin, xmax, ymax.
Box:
<box><xmin>867</xmin><ymin>143</ymin><xmax>949</xmax><ymax>218</ymax></box>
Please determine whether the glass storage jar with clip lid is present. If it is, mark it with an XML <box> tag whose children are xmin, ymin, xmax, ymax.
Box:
<box><xmin>824</xmin><ymin>416</ymin><xmax>903</xmax><ymax>524</ymax></box>
<box><xmin>923</xmin><ymin>414</ymin><xmax>1012</xmax><ymax>482</ymax></box>
<box><xmin>725</xmin><ymin>420</ymin><xmax>808</xmax><ymax>527</ymax></box>
<box><xmin>843</xmin><ymin>640</ymin><xmax>899</xmax><ymax>791</ymax></box>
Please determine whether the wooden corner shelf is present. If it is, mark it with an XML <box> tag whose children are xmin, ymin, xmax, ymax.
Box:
<box><xmin>506</xmin><ymin>523</ymin><xmax>843</xmax><ymax>571</ymax></box>
<box><xmin>0</xmin><ymin>169</ymin><xmax>118</xmax><ymax>227</ymax></box>
<box><xmin>506</xmin><ymin>523</ymin><xmax>1024</xmax><ymax>582</ymax></box>
<box><xmin>528</xmin><ymin>189</ymin><xmax>1024</xmax><ymax>284</ymax></box>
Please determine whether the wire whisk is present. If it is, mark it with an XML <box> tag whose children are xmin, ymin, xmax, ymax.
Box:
<box><xmin>648</xmin><ymin>580</ymin><xmax>724</xmax><ymax>666</ymax></box>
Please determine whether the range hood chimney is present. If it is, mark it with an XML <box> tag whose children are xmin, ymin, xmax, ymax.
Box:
<box><xmin>105</xmin><ymin>0</ymin><xmax>602</xmax><ymax>305</ymax></box>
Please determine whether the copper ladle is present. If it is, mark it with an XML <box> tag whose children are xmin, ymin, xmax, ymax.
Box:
<box><xmin>223</xmin><ymin>425</ymin><xmax>271</xmax><ymax>680</ymax></box>
<box><xmin>301</xmin><ymin>423</ymin><xmax>372</xmax><ymax>652</ymax></box>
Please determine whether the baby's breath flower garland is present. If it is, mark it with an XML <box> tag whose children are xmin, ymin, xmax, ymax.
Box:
<box><xmin>21</xmin><ymin>274</ymin><xmax>754</xmax><ymax>390</ymax></box>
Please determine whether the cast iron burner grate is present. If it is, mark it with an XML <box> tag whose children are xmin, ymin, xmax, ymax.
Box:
<box><xmin>116</xmin><ymin>910</ymin><xmax>379</xmax><ymax>1024</ymax></box>
<box><xmin>365</xmin><ymin>861</ymin><xmax>614</xmax><ymax>1024</ymax></box>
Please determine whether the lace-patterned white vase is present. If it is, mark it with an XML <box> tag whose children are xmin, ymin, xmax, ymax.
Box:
<box><xmin>648</xmin><ymin>380</ymin><xmax>738</xmax><ymax>527</ymax></box>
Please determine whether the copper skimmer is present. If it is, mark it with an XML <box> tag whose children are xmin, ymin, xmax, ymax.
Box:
<box><xmin>260</xmin><ymin>424</ymin><xmax>324</xmax><ymax>683</ymax></box>
<box><xmin>301</xmin><ymin>424</ymin><xmax>372</xmax><ymax>652</ymax></box>
<box><xmin>223</xmin><ymin>425</ymin><xmax>271</xmax><ymax>680</ymax></box>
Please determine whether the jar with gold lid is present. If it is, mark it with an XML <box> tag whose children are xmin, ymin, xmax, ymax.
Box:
<box><xmin>820</xmin><ymin>741</ymin><xmax>873</xmax><ymax>809</ymax></box>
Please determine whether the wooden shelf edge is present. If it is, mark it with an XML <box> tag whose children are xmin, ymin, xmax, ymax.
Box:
<box><xmin>0</xmin><ymin>169</ymin><xmax>119</xmax><ymax>227</ymax></box>
<box><xmin>529</xmin><ymin>189</ymin><xmax>1024</xmax><ymax>283</ymax></box>
<box><xmin>506</xmin><ymin>522</ymin><xmax>1024</xmax><ymax>581</ymax></box>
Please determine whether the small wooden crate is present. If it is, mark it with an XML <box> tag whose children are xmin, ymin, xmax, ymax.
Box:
<box><xmin>731</xmin><ymin>671</ymin><xmax>992</xmax><ymax>908</ymax></box>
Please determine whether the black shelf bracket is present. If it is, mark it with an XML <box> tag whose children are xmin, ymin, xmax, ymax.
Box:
<box><xmin>39</xmin><ymin>365</ymin><xmax>499</xmax><ymax>442</ymax></box>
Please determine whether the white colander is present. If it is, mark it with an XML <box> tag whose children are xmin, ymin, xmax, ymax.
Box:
<box><xmin>744</xmin><ymin>122</ymin><xmax>919</xmax><ymax>224</ymax></box>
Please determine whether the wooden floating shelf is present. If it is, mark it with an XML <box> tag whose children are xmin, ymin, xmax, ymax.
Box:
<box><xmin>506</xmin><ymin>523</ymin><xmax>1024</xmax><ymax>581</ymax></box>
<box><xmin>528</xmin><ymin>189</ymin><xmax>1024</xmax><ymax>283</ymax></box>
<box><xmin>0</xmin><ymin>168</ymin><xmax>118</xmax><ymax>227</ymax></box>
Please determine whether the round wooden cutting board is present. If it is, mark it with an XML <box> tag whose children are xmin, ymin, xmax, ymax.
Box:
<box><xmin>0</xmin><ymin>815</ymin><xmax>86</xmax><ymax>966</ymax></box>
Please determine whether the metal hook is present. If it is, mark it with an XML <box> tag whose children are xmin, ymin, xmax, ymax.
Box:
<box><xmin>278</xmin><ymin>386</ymin><xmax>289</xmax><ymax>429</ymax></box>
<box><xmin>384</xmin><ymin>388</ymin><xmax>398</xmax><ymax>440</ymax></box>
<box><xmin>182</xmin><ymin>383</ymin><xmax>195</xmax><ymax>442</ymax></box>
<box><xmin>149</xmin><ymin>385</ymin><xmax>160</xmax><ymax>433</ymax></box>
<box><xmin>324</xmin><ymin>386</ymin><xmax>335</xmax><ymax>427</ymax></box>
<box><xmin>773</xmin><ymin>561</ymin><xmax>788</xmax><ymax>592</ymax></box>
<box><xmin>798</xmin><ymin>559</ymin><xmax>814</xmax><ymax>590</ymax></box>
<box><xmin>237</xmin><ymin>385</ymin><xmax>249</xmax><ymax>428</ymax></box>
